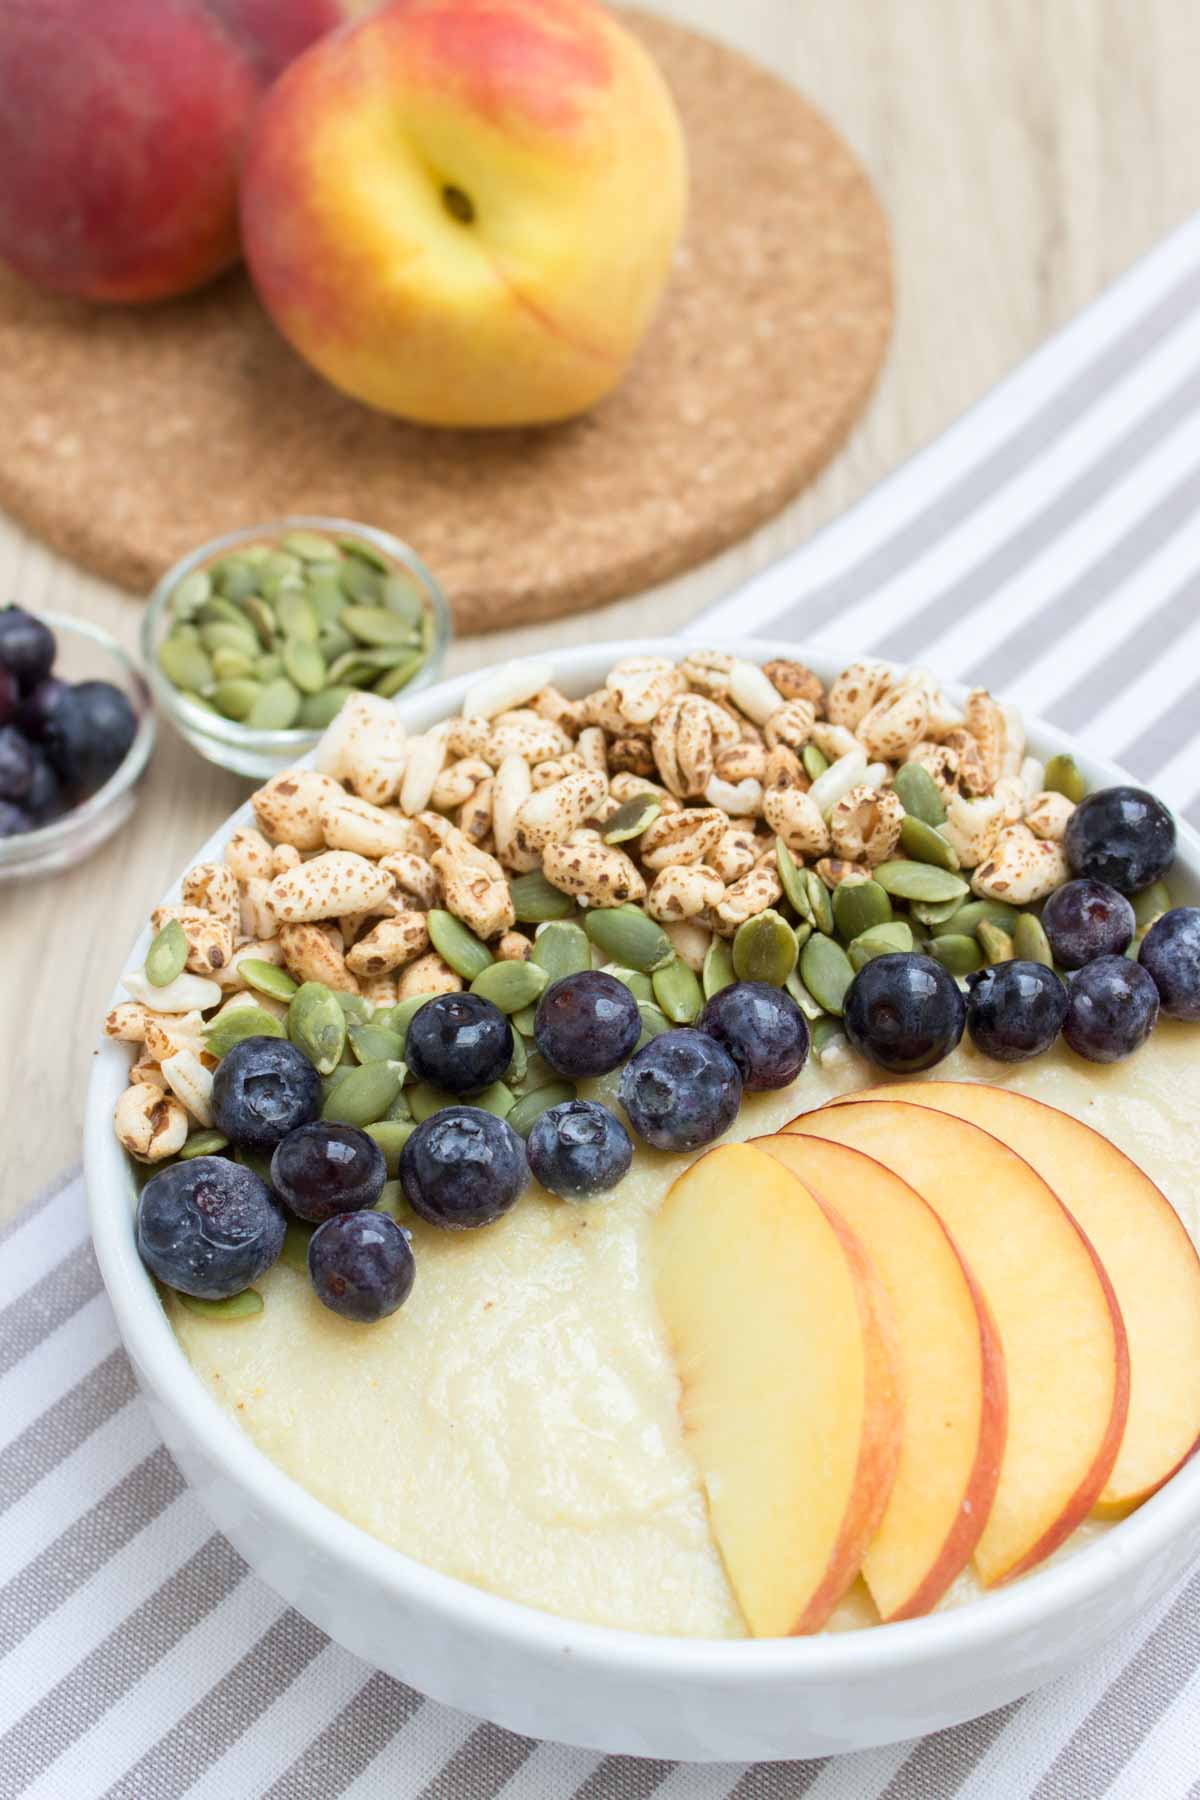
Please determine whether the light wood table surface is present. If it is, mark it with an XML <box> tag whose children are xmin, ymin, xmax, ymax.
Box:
<box><xmin>3</xmin><ymin>0</ymin><xmax>1198</xmax><ymax>1217</ymax></box>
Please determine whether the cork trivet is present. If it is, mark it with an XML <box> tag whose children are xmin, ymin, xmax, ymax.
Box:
<box><xmin>0</xmin><ymin>13</ymin><xmax>891</xmax><ymax>634</ymax></box>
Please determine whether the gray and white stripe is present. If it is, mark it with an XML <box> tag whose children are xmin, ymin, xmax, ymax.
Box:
<box><xmin>6</xmin><ymin>210</ymin><xmax>1200</xmax><ymax>1797</ymax></box>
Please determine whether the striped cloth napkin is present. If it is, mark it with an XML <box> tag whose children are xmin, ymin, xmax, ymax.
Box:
<box><xmin>5</xmin><ymin>212</ymin><xmax>1200</xmax><ymax>1798</ymax></box>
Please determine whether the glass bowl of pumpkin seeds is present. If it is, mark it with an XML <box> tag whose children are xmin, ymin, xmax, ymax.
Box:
<box><xmin>143</xmin><ymin>518</ymin><xmax>452</xmax><ymax>779</ymax></box>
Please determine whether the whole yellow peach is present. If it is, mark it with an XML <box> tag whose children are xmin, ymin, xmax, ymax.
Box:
<box><xmin>240</xmin><ymin>0</ymin><xmax>688</xmax><ymax>426</ymax></box>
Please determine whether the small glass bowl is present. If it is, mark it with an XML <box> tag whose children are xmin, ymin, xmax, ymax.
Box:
<box><xmin>0</xmin><ymin>612</ymin><xmax>156</xmax><ymax>885</ymax></box>
<box><xmin>142</xmin><ymin>517</ymin><xmax>453</xmax><ymax>781</ymax></box>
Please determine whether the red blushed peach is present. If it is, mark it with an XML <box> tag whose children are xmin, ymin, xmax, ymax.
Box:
<box><xmin>241</xmin><ymin>0</ymin><xmax>689</xmax><ymax>427</ymax></box>
<box><xmin>0</xmin><ymin>0</ymin><xmax>342</xmax><ymax>304</ymax></box>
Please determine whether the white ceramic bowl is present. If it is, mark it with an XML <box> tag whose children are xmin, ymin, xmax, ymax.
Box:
<box><xmin>85</xmin><ymin>639</ymin><xmax>1200</xmax><ymax>1762</ymax></box>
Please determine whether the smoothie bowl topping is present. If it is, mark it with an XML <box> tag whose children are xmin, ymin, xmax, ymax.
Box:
<box><xmin>102</xmin><ymin>649</ymin><xmax>1200</xmax><ymax>1637</ymax></box>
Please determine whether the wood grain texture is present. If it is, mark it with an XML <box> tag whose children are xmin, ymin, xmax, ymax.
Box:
<box><xmin>3</xmin><ymin>0</ymin><xmax>1200</xmax><ymax>1214</ymax></box>
<box><xmin>0</xmin><ymin>13</ymin><xmax>892</xmax><ymax>629</ymax></box>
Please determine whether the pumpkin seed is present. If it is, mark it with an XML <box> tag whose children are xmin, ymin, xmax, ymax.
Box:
<box><xmin>510</xmin><ymin>871</ymin><xmax>575</xmax><ymax>923</ymax></box>
<box><xmin>373</xmin><ymin>652</ymin><xmax>425</xmax><ymax>698</ymax></box>
<box><xmin>785</xmin><ymin>968</ymin><xmax>826</xmax><ymax>1021</ymax></box>
<box><xmin>603</xmin><ymin>794</ymin><xmax>662</xmax><ymax>844</ymax></box>
<box><xmin>894</xmin><ymin>762</ymin><xmax>947</xmax><ymax>826</ymax></box>
<box><xmin>384</xmin><ymin>993</ymin><xmax>437</xmax><ymax>1048</ymax></box>
<box><xmin>385</xmin><ymin>1085</ymin><xmax>413</xmax><ymax>1121</ymax></box>
<box><xmin>652</xmin><ymin>957</ymin><xmax>704</xmax><ymax>1023</ymax></box>
<box><xmin>158</xmin><ymin>638</ymin><xmax>214</xmax><ymax>692</ymax></box>
<box><xmin>170</xmin><ymin>569</ymin><xmax>212</xmax><ymax>616</ymax></box>
<box><xmin>775</xmin><ymin>838</ymin><xmax>810</xmax><ymax>917</ymax></box>
<box><xmin>636</xmin><ymin>1002</ymin><xmax>672</xmax><ymax>1045</ymax></box>
<box><xmin>402</xmin><ymin>1084</ymin><xmax>450</xmax><ymax>1123</ymax></box>
<box><xmin>179</xmin><ymin>1129</ymin><xmax>231</xmax><ymax>1161</ymax></box>
<box><xmin>929</xmin><ymin>933</ymin><xmax>985</xmax><ymax>976</ymax></box>
<box><xmin>931</xmin><ymin>899</ymin><xmax>1021</xmax><ymax>940</ymax></box>
<box><xmin>179</xmin><ymin>688</ymin><xmax>218</xmax><ymax>714</ymax></box>
<box><xmin>177</xmin><ymin>1289</ymin><xmax>263</xmax><ymax>1320</ymax></box>
<box><xmin>603</xmin><ymin>964</ymin><xmax>654</xmax><ymax>1003</ymax></box>
<box><xmin>874</xmin><ymin>861</ymin><xmax>969</xmax><ymax>904</ymax></box>
<box><xmin>511</xmin><ymin>1005</ymin><xmax>540</xmax><ymax>1037</ymax></box>
<box><xmin>213</xmin><ymin>558</ymin><xmax>259</xmax><ymax>602</ymax></box>
<box><xmin>280</xmin><ymin>1220</ymin><xmax>315</xmax><ymax>1274</ymax></box>
<box><xmin>213</xmin><ymin>679</ymin><xmax>262</xmax><ymax>721</ymax></box>
<box><xmin>912</xmin><ymin>895</ymin><xmax>968</xmax><ymax>927</ymax></box>
<box><xmin>899</xmin><ymin>816</ymin><xmax>960</xmax><ymax>872</ymax></box>
<box><xmin>1010</xmin><ymin>912</ymin><xmax>1053</xmax><ymax>966</ymax></box>
<box><xmin>282</xmin><ymin>637</ymin><xmax>327</xmax><ymax>695</ymax></box>
<box><xmin>366</xmin><ymin>1119</ymin><xmax>416</xmax><ymax>1174</ymax></box>
<box><xmin>145</xmin><ymin>917</ymin><xmax>189</xmax><ymax>987</ymax></box>
<box><xmin>288</xmin><ymin>981</ymin><xmax>348</xmax><ymax>1074</ymax></box>
<box><xmin>475</xmin><ymin>1081</ymin><xmax>516</xmax><ymax>1118</ymax></box>
<box><xmin>978</xmin><ymin>920</ymin><xmax>1015</xmax><ymax>964</ymax></box>
<box><xmin>341</xmin><ymin>605</ymin><xmax>418</xmax><ymax>647</ymax></box>
<box><xmin>794</xmin><ymin>920</ymin><xmax>813</xmax><ymax>952</ymax></box>
<box><xmin>236</xmin><ymin>959</ymin><xmax>297</xmax><ymax>1004</ymax></box>
<box><xmin>199</xmin><ymin>593</ymin><xmax>254</xmax><ymax>629</ymax></box>
<box><xmin>1132</xmin><ymin>880</ymin><xmax>1171</xmax><ymax>928</ymax></box>
<box><xmin>349</xmin><ymin>1023</ymin><xmax>408</xmax><ymax>1063</ymax></box>
<box><xmin>848</xmin><ymin>921</ymin><xmax>914</xmax><ymax>970</ymax></box>
<box><xmin>321</xmin><ymin>1060</ymin><xmax>405</xmax><ymax>1127</ymax></box>
<box><xmin>382</xmin><ymin>572</ymin><xmax>426</xmax><ymax>624</ymax></box>
<box><xmin>298</xmin><ymin>687</ymin><xmax>354</xmax><ymax>730</ymax></box>
<box><xmin>811</xmin><ymin>1016</ymin><xmax>846</xmax><ymax>1061</ymax></box>
<box><xmin>256</xmin><ymin>652</ymin><xmax>284</xmax><ymax>683</ymax></box>
<box><xmin>832</xmin><ymin>879</ymin><xmax>893</xmax><ymax>942</ymax></box>
<box><xmin>246</xmin><ymin>677</ymin><xmax>302</xmax><ymax>731</ymax></box>
<box><xmin>802</xmin><ymin>744</ymin><xmax>830</xmax><ymax>782</ymax></box>
<box><xmin>340</xmin><ymin>536</ymin><xmax>391</xmax><ymax>571</ymax></box>
<box><xmin>1043</xmin><ymin>753</ymin><xmax>1087</xmax><ymax>804</ymax></box>
<box><xmin>235</xmin><ymin>1146</ymin><xmax>274</xmax><ymax>1183</ymax></box>
<box><xmin>335</xmin><ymin>991</ymin><xmax>372</xmax><ymax>1024</ymax></box>
<box><xmin>506</xmin><ymin>1031</ymin><xmax>528</xmax><ymax>1087</ymax></box>
<box><xmin>799</xmin><ymin>934</ymin><xmax>855</xmax><ymax>1015</ymax></box>
<box><xmin>428</xmin><ymin>909</ymin><xmax>493</xmax><ymax>979</ymax></box>
<box><xmin>205</xmin><ymin>1005</ymin><xmax>286</xmax><ymax>1059</ymax></box>
<box><xmin>531</xmin><ymin>920</ymin><xmax>590</xmax><ymax>983</ymax></box>
<box><xmin>583</xmin><ymin>905</ymin><xmax>674</xmax><ymax>973</ymax></box>
<box><xmin>732</xmin><ymin>909</ymin><xmax>798</xmax><ymax>986</ymax></box>
<box><xmin>239</xmin><ymin>596</ymin><xmax>277</xmax><ymax>648</ymax></box>
<box><xmin>702</xmin><ymin>936</ymin><xmax>736</xmax><ymax>999</ymax></box>
<box><xmin>200</xmin><ymin>619</ymin><xmax>260</xmax><ymax>660</ymax></box>
<box><xmin>282</xmin><ymin>530</ymin><xmax>340</xmax><ymax>562</ymax></box>
<box><xmin>802</xmin><ymin>868</ymin><xmax>834</xmax><ymax>936</ymax></box>
<box><xmin>508</xmin><ymin>1083</ymin><xmax>577</xmax><ymax>1138</ymax></box>
<box><xmin>322</xmin><ymin>1066</ymin><xmax>353</xmax><ymax>1105</ymax></box>
<box><xmin>471</xmin><ymin>960</ymin><xmax>549</xmax><ymax>1013</ymax></box>
<box><xmin>374</xmin><ymin>1179</ymin><xmax>407</xmax><ymax>1221</ymax></box>
<box><xmin>210</xmin><ymin>647</ymin><xmax>256</xmax><ymax>683</ymax></box>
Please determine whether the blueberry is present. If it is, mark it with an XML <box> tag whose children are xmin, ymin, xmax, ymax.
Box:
<box><xmin>534</xmin><ymin>971</ymin><xmax>641</xmax><ymax>1079</ymax></box>
<box><xmin>527</xmin><ymin>1099</ymin><xmax>634</xmax><ymax>1200</ymax></box>
<box><xmin>1042</xmin><ymin>878</ymin><xmax>1135</xmax><ymax>969</ymax></box>
<box><xmin>966</xmin><ymin>960</ymin><xmax>1068</xmax><ymax>1061</ymax></box>
<box><xmin>0</xmin><ymin>725</ymin><xmax>34</xmax><ymax>803</ymax></box>
<box><xmin>0</xmin><ymin>799</ymin><xmax>30</xmax><ymax>838</ymax></box>
<box><xmin>1063</xmin><ymin>956</ymin><xmax>1159</xmax><ymax>1063</ymax></box>
<box><xmin>271</xmin><ymin>1121</ymin><xmax>387</xmax><ymax>1223</ymax></box>
<box><xmin>843</xmin><ymin>953</ymin><xmax>966</xmax><ymax>1073</ymax></box>
<box><xmin>0</xmin><ymin>664</ymin><xmax>17</xmax><ymax>729</ymax></box>
<box><xmin>17</xmin><ymin>675</ymin><xmax>69</xmax><ymax>741</ymax></box>
<box><xmin>44</xmin><ymin>679</ymin><xmax>137</xmax><ymax>792</ymax></box>
<box><xmin>698</xmin><ymin>981</ymin><xmax>810</xmax><ymax>1091</ymax></box>
<box><xmin>23</xmin><ymin>749</ymin><xmax>63</xmax><ymax>825</ymax></box>
<box><xmin>1064</xmin><ymin>786</ymin><xmax>1175</xmax><ymax>895</ymax></box>
<box><xmin>212</xmin><ymin>1036</ymin><xmax>322</xmax><ymax>1151</ymax></box>
<box><xmin>136</xmin><ymin>1156</ymin><xmax>285</xmax><ymax>1299</ymax></box>
<box><xmin>405</xmin><ymin>993</ymin><xmax>513</xmax><ymax>1095</ymax></box>
<box><xmin>400</xmin><ymin>1105</ymin><xmax>529</xmax><ymax>1229</ymax></box>
<box><xmin>0</xmin><ymin>606</ymin><xmax>56</xmax><ymax>693</ymax></box>
<box><xmin>619</xmin><ymin>1028</ymin><xmax>742</xmax><ymax>1153</ymax></box>
<box><xmin>1139</xmin><ymin>907</ymin><xmax>1200</xmax><ymax>1021</ymax></box>
<box><xmin>309</xmin><ymin>1210</ymin><xmax>415</xmax><ymax>1323</ymax></box>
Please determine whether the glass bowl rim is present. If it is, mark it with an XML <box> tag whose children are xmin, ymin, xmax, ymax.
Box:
<box><xmin>140</xmin><ymin>515</ymin><xmax>453</xmax><ymax>753</ymax></box>
<box><xmin>0</xmin><ymin>608</ymin><xmax>156</xmax><ymax>865</ymax></box>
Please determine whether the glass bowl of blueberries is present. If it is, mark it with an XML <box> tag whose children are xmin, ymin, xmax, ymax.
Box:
<box><xmin>0</xmin><ymin>606</ymin><xmax>155</xmax><ymax>883</ymax></box>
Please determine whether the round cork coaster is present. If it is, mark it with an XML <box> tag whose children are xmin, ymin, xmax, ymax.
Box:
<box><xmin>0</xmin><ymin>13</ymin><xmax>891</xmax><ymax>634</ymax></box>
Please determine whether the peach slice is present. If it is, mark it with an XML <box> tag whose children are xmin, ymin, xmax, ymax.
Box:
<box><xmin>835</xmin><ymin>1082</ymin><xmax>1200</xmax><ymax>1515</ymax></box>
<box><xmin>650</xmin><ymin>1142</ymin><xmax>902</xmax><ymax>1636</ymax></box>
<box><xmin>786</xmin><ymin>1102</ymin><xmax>1130</xmax><ymax>1587</ymax></box>
<box><xmin>756</xmin><ymin>1133</ymin><xmax>1006</xmax><ymax>1620</ymax></box>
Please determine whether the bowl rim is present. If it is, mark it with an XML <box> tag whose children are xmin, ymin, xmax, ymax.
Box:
<box><xmin>85</xmin><ymin>634</ymin><xmax>1200</xmax><ymax>1685</ymax></box>
<box><xmin>140</xmin><ymin>514</ymin><xmax>453</xmax><ymax>753</ymax></box>
<box><xmin>0</xmin><ymin>609</ymin><xmax>156</xmax><ymax>864</ymax></box>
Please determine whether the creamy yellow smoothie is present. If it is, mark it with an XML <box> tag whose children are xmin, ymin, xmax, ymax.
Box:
<box><xmin>169</xmin><ymin>1020</ymin><xmax>1200</xmax><ymax>1639</ymax></box>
